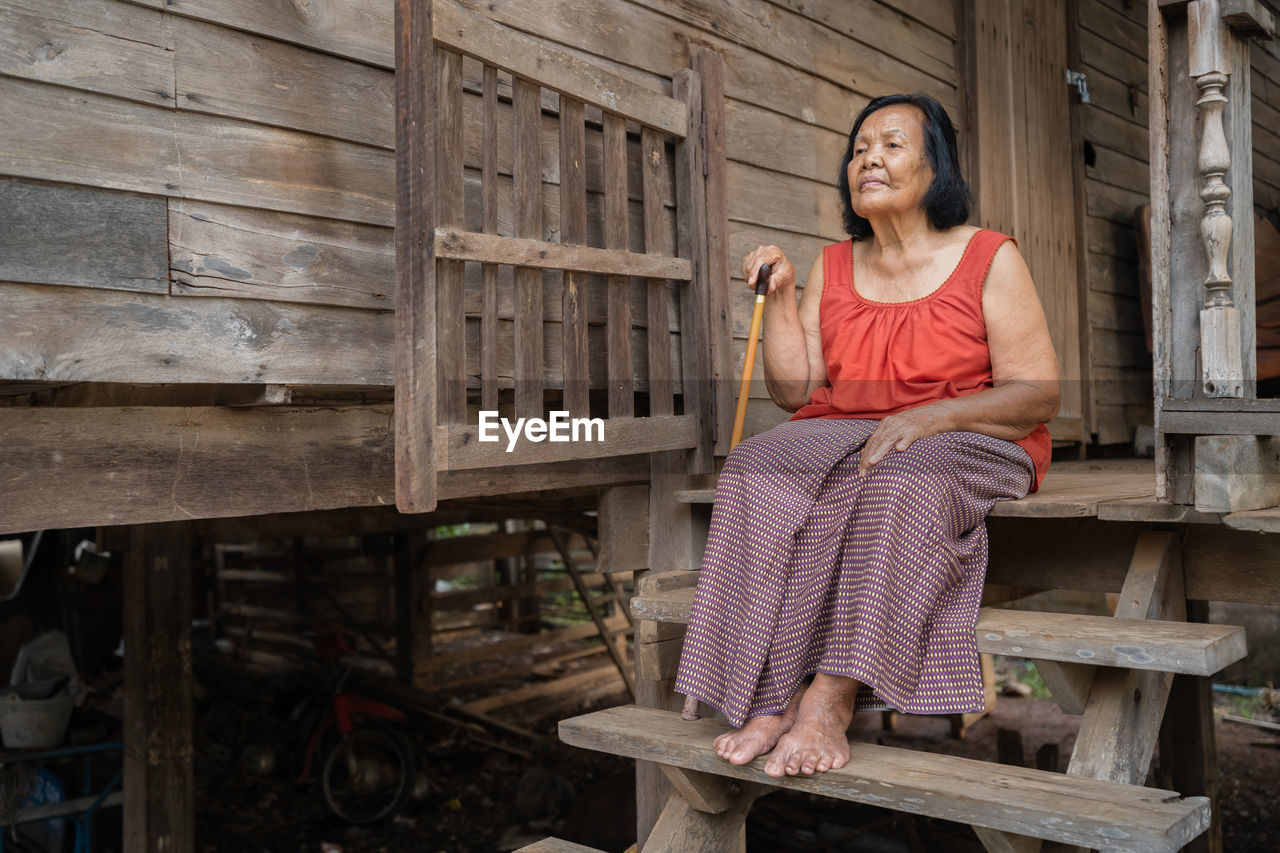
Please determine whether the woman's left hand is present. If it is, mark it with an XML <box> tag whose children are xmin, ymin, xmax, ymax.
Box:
<box><xmin>858</xmin><ymin>405</ymin><xmax>954</xmax><ymax>475</ymax></box>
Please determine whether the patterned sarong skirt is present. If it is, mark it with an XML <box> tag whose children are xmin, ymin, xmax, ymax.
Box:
<box><xmin>673</xmin><ymin>418</ymin><xmax>1035</xmax><ymax>728</ymax></box>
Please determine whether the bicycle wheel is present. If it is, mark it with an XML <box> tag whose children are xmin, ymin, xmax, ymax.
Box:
<box><xmin>319</xmin><ymin>723</ymin><xmax>414</xmax><ymax>825</ymax></box>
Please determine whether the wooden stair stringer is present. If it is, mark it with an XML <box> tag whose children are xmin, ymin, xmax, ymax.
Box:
<box><xmin>982</xmin><ymin>531</ymin><xmax>1193</xmax><ymax>853</ymax></box>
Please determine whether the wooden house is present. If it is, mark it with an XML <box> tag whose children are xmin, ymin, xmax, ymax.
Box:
<box><xmin>2</xmin><ymin>0</ymin><xmax>1278</xmax><ymax>850</ymax></box>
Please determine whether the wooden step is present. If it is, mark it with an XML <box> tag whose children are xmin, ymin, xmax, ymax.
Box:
<box><xmin>559</xmin><ymin>705</ymin><xmax>1209</xmax><ymax>853</ymax></box>
<box><xmin>631</xmin><ymin>587</ymin><xmax>1246</xmax><ymax>676</ymax></box>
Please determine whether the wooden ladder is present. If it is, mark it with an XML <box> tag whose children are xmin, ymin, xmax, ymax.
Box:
<box><xmin>573</xmin><ymin>507</ymin><xmax>1247</xmax><ymax>852</ymax></box>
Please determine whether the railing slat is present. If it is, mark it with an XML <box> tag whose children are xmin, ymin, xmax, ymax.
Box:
<box><xmin>437</xmin><ymin>47</ymin><xmax>467</xmax><ymax>425</ymax></box>
<box><xmin>481</xmin><ymin>63</ymin><xmax>499</xmax><ymax>414</ymax></box>
<box><xmin>393</xmin><ymin>0</ymin><xmax>437</xmax><ymax>513</ymax></box>
<box><xmin>432</xmin><ymin>0</ymin><xmax>686</xmax><ymax>137</ymax></box>
<box><xmin>433</xmin><ymin>229</ymin><xmax>692</xmax><ymax>280</ymax></box>
<box><xmin>642</xmin><ymin>128</ymin><xmax>672</xmax><ymax>417</ymax></box>
<box><xmin>604</xmin><ymin>113</ymin><xmax>634</xmax><ymax>419</ymax></box>
<box><xmin>514</xmin><ymin>78</ymin><xmax>544</xmax><ymax>419</ymax></box>
<box><xmin>560</xmin><ymin>95</ymin><xmax>590</xmax><ymax>418</ymax></box>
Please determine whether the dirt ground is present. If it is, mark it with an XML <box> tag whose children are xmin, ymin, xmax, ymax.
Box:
<box><xmin>177</xmin><ymin>681</ymin><xmax>1278</xmax><ymax>853</ymax></box>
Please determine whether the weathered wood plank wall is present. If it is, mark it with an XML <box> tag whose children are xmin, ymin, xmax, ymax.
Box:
<box><xmin>5</xmin><ymin>0</ymin><xmax>1271</xmax><ymax>445</ymax></box>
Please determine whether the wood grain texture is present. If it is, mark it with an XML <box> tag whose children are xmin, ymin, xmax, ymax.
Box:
<box><xmin>164</xmin><ymin>0</ymin><xmax>394</xmax><ymax>68</ymax></box>
<box><xmin>603</xmin><ymin>113</ymin><xmax>634</xmax><ymax>418</ymax></box>
<box><xmin>393</xmin><ymin>0</ymin><xmax>437</xmax><ymax>512</ymax></box>
<box><xmin>0</xmin><ymin>282</ymin><xmax>390</xmax><ymax>384</ymax></box>
<box><xmin>597</xmin><ymin>485</ymin><xmax>649</xmax><ymax>573</ymax></box>
<box><xmin>169</xmin><ymin>13</ymin><xmax>394</xmax><ymax>149</ymax></box>
<box><xmin>1067</xmin><ymin>532</ymin><xmax>1183</xmax><ymax>786</ymax></box>
<box><xmin>559</xmin><ymin>705</ymin><xmax>1211</xmax><ymax>852</ymax></box>
<box><xmin>642</xmin><ymin>128</ymin><xmax>673</xmax><ymax>417</ymax></box>
<box><xmin>0</xmin><ymin>405</ymin><xmax>654</xmax><ymax>534</ymax></box>
<box><xmin>0</xmin><ymin>178</ymin><xmax>168</xmax><ymax>294</ymax></box>
<box><xmin>124</xmin><ymin>521</ymin><xmax>194</xmax><ymax>853</ymax></box>
<box><xmin>673</xmin><ymin>68</ymin><xmax>713</xmax><ymax>472</ymax></box>
<box><xmin>514</xmin><ymin>77</ymin><xmax>544</xmax><ymax>418</ymax></box>
<box><xmin>433</xmin><ymin>0</ymin><xmax>684</xmax><ymax>137</ymax></box>
<box><xmin>481</xmin><ymin>64</ymin><xmax>500</xmax><ymax>413</ymax></box>
<box><xmin>169</xmin><ymin>200</ymin><xmax>393</xmax><ymax>309</ymax></box>
<box><xmin>511</xmin><ymin>838</ymin><xmax>605</xmax><ymax>853</ymax></box>
<box><xmin>1193</xmin><ymin>434</ymin><xmax>1280</xmax><ymax>512</ymax></box>
<box><xmin>434</xmin><ymin>229</ymin><xmax>692</xmax><ymax>279</ymax></box>
<box><xmin>0</xmin><ymin>0</ymin><xmax>174</xmax><ymax>107</ymax></box>
<box><xmin>560</xmin><ymin>96</ymin><xmax>590</xmax><ymax>417</ymax></box>
<box><xmin>643</xmin><ymin>788</ymin><xmax>753</xmax><ymax>853</ymax></box>
<box><xmin>0</xmin><ymin>77</ymin><xmax>393</xmax><ymax>225</ymax></box>
<box><xmin>437</xmin><ymin>47</ymin><xmax>467</xmax><ymax>425</ymax></box>
<box><xmin>631</xmin><ymin>589</ymin><xmax>1244</xmax><ymax>676</ymax></box>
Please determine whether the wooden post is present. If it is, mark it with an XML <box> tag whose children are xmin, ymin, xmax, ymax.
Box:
<box><xmin>636</xmin><ymin>450</ymin><xmax>700</xmax><ymax>849</ymax></box>
<box><xmin>673</xmin><ymin>67</ymin><xmax>713</xmax><ymax>474</ymax></box>
<box><xmin>691</xmin><ymin>48</ymin><xmax>733</xmax><ymax>458</ymax></box>
<box><xmin>1157</xmin><ymin>599</ymin><xmax>1222</xmax><ymax>853</ymax></box>
<box><xmin>1189</xmin><ymin>0</ymin><xmax>1244</xmax><ymax>398</ymax></box>
<box><xmin>393</xmin><ymin>0</ymin><xmax>439</xmax><ymax>512</ymax></box>
<box><xmin>124</xmin><ymin>522</ymin><xmax>194</xmax><ymax>853</ymax></box>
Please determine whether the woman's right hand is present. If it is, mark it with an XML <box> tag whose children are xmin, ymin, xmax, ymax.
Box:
<box><xmin>742</xmin><ymin>246</ymin><xmax>796</xmax><ymax>297</ymax></box>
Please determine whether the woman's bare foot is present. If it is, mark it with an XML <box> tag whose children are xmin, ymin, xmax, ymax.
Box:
<box><xmin>714</xmin><ymin>683</ymin><xmax>805</xmax><ymax>766</ymax></box>
<box><xmin>762</xmin><ymin>673</ymin><xmax>857</xmax><ymax>778</ymax></box>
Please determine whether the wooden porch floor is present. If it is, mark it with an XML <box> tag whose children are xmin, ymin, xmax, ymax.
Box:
<box><xmin>677</xmin><ymin>458</ymin><xmax>1280</xmax><ymax>532</ymax></box>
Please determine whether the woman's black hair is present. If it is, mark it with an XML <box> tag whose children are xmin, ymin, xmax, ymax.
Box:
<box><xmin>837</xmin><ymin>93</ymin><xmax>971</xmax><ymax>240</ymax></box>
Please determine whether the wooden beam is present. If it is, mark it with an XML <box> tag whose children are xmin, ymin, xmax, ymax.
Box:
<box><xmin>1067</xmin><ymin>532</ymin><xmax>1185</xmax><ymax>785</ymax></box>
<box><xmin>643</xmin><ymin>791</ymin><xmax>754</xmax><ymax>853</ymax></box>
<box><xmin>1156</xmin><ymin>600</ymin><xmax>1223</xmax><ymax>853</ymax></box>
<box><xmin>691</xmin><ymin>48</ymin><xmax>734</xmax><ymax>457</ymax></box>
<box><xmin>394</xmin><ymin>0</ymin><xmax>438</xmax><ymax>512</ymax></box>
<box><xmin>430</xmin><ymin>0</ymin><xmax>686</xmax><ymax>137</ymax></box>
<box><xmin>657</xmin><ymin>765</ymin><xmax>749</xmax><ymax>815</ymax></box>
<box><xmin>124</xmin><ymin>522</ymin><xmax>194</xmax><ymax>853</ymax></box>
<box><xmin>513</xmin><ymin>76</ymin><xmax>544</xmax><ymax>420</ymax></box>
<box><xmin>673</xmin><ymin>67</ymin><xmax>714</xmax><ymax>473</ymax></box>
<box><xmin>1193</xmin><ymin>434</ymin><xmax>1280</xmax><ymax>511</ymax></box>
<box><xmin>0</xmin><ymin>405</ymin><xmax>655</xmax><ymax>535</ymax></box>
<box><xmin>1032</xmin><ymin>661</ymin><xmax>1095</xmax><ymax>716</ymax></box>
<box><xmin>597</xmin><ymin>485</ymin><xmax>649</xmax><ymax>573</ymax></box>
<box><xmin>433</xmin><ymin>228</ymin><xmax>692</xmax><ymax>279</ymax></box>
<box><xmin>1220</xmin><ymin>0</ymin><xmax>1275</xmax><ymax>37</ymax></box>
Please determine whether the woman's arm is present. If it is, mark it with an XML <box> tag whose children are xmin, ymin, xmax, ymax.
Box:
<box><xmin>742</xmin><ymin>247</ymin><xmax>828</xmax><ymax>412</ymax></box>
<box><xmin>857</xmin><ymin>240</ymin><xmax>1060</xmax><ymax>473</ymax></box>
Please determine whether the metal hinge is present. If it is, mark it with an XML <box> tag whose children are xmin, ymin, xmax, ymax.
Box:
<box><xmin>700</xmin><ymin>110</ymin><xmax>708</xmax><ymax>177</ymax></box>
<box><xmin>1066</xmin><ymin>69</ymin><xmax>1092</xmax><ymax>104</ymax></box>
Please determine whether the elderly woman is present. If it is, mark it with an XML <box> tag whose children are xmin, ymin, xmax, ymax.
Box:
<box><xmin>673</xmin><ymin>93</ymin><xmax>1059</xmax><ymax>780</ymax></box>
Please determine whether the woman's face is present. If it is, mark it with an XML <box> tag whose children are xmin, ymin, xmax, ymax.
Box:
<box><xmin>846</xmin><ymin>104</ymin><xmax>934</xmax><ymax>222</ymax></box>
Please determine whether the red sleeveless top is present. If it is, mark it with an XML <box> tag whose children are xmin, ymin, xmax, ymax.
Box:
<box><xmin>791</xmin><ymin>229</ymin><xmax>1051</xmax><ymax>492</ymax></box>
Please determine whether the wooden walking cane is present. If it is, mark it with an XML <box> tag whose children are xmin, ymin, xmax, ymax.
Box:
<box><xmin>730</xmin><ymin>263</ymin><xmax>771</xmax><ymax>449</ymax></box>
<box><xmin>680</xmin><ymin>264</ymin><xmax>772</xmax><ymax>722</ymax></box>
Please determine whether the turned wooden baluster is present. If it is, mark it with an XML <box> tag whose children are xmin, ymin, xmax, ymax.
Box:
<box><xmin>1189</xmin><ymin>0</ymin><xmax>1243</xmax><ymax>398</ymax></box>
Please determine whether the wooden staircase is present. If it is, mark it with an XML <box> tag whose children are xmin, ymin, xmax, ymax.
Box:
<box><xmin>561</xmin><ymin>503</ymin><xmax>1248</xmax><ymax>852</ymax></box>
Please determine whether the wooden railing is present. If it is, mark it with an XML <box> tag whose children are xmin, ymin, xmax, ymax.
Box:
<box><xmin>394</xmin><ymin>0</ymin><xmax>722</xmax><ymax>512</ymax></box>
<box><xmin>1149</xmin><ymin>0</ymin><xmax>1279</xmax><ymax>511</ymax></box>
